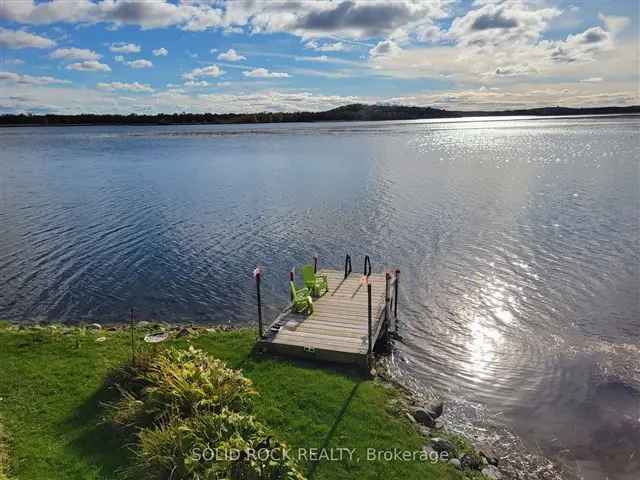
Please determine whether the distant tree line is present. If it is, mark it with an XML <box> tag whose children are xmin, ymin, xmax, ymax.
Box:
<box><xmin>0</xmin><ymin>103</ymin><xmax>638</xmax><ymax>127</ymax></box>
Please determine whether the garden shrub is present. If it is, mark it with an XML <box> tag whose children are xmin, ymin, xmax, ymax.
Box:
<box><xmin>108</xmin><ymin>346</ymin><xmax>256</xmax><ymax>429</ymax></box>
<box><xmin>107</xmin><ymin>346</ymin><xmax>305</xmax><ymax>480</ymax></box>
<box><xmin>133</xmin><ymin>409</ymin><xmax>304</xmax><ymax>480</ymax></box>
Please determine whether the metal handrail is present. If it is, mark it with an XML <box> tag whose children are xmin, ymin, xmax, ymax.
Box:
<box><xmin>363</xmin><ymin>255</ymin><xmax>371</xmax><ymax>277</ymax></box>
<box><xmin>344</xmin><ymin>254</ymin><xmax>352</xmax><ymax>278</ymax></box>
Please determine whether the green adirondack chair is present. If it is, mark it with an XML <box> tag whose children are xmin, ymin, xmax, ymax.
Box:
<box><xmin>290</xmin><ymin>281</ymin><xmax>313</xmax><ymax>314</ymax></box>
<box><xmin>302</xmin><ymin>264</ymin><xmax>328</xmax><ymax>297</ymax></box>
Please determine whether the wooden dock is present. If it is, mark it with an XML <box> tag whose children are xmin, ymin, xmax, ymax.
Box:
<box><xmin>256</xmin><ymin>268</ymin><xmax>398</xmax><ymax>368</ymax></box>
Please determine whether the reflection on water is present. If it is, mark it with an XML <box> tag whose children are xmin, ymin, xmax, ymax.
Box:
<box><xmin>1</xmin><ymin>116</ymin><xmax>639</xmax><ymax>478</ymax></box>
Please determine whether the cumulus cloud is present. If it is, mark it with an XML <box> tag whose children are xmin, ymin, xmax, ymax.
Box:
<box><xmin>114</xmin><ymin>55</ymin><xmax>124</xmax><ymax>62</ymax></box>
<box><xmin>217</xmin><ymin>48</ymin><xmax>245</xmax><ymax>62</ymax></box>
<box><xmin>369</xmin><ymin>39</ymin><xmax>402</xmax><ymax>57</ymax></box>
<box><xmin>66</xmin><ymin>60</ymin><xmax>111</xmax><ymax>72</ymax></box>
<box><xmin>0</xmin><ymin>70</ymin><xmax>70</xmax><ymax>85</ymax></box>
<box><xmin>0</xmin><ymin>27</ymin><xmax>55</xmax><ymax>49</ymax></box>
<box><xmin>449</xmin><ymin>1</ymin><xmax>561</xmax><ymax>47</ymax></box>
<box><xmin>97</xmin><ymin>81</ymin><xmax>153</xmax><ymax>92</ymax></box>
<box><xmin>304</xmin><ymin>40</ymin><xmax>350</xmax><ymax>52</ymax></box>
<box><xmin>49</xmin><ymin>47</ymin><xmax>100</xmax><ymax>61</ymax></box>
<box><xmin>494</xmin><ymin>64</ymin><xmax>536</xmax><ymax>77</ymax></box>
<box><xmin>152</xmin><ymin>47</ymin><xmax>168</xmax><ymax>56</ymax></box>
<box><xmin>109</xmin><ymin>42</ymin><xmax>140</xmax><ymax>53</ymax></box>
<box><xmin>0</xmin><ymin>1</ymin><xmax>450</xmax><ymax>40</ymax></box>
<box><xmin>0</xmin><ymin>0</ymin><xmax>198</xmax><ymax>29</ymax></box>
<box><xmin>549</xmin><ymin>26</ymin><xmax>613</xmax><ymax>64</ymax></box>
<box><xmin>367</xmin><ymin>0</ymin><xmax>631</xmax><ymax>86</ymax></box>
<box><xmin>183</xmin><ymin>64</ymin><xmax>225</xmax><ymax>80</ymax></box>
<box><xmin>243</xmin><ymin>68</ymin><xmax>290</xmax><ymax>78</ymax></box>
<box><xmin>288</xmin><ymin>1</ymin><xmax>430</xmax><ymax>38</ymax></box>
<box><xmin>125</xmin><ymin>59</ymin><xmax>153</xmax><ymax>69</ymax></box>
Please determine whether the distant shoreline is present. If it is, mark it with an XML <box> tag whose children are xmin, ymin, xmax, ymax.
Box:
<box><xmin>1</xmin><ymin>103</ymin><xmax>638</xmax><ymax>127</ymax></box>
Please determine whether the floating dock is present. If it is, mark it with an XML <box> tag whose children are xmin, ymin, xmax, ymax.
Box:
<box><xmin>255</xmin><ymin>258</ymin><xmax>399</xmax><ymax>369</ymax></box>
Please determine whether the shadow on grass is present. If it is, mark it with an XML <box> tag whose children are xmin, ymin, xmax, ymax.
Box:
<box><xmin>306</xmin><ymin>381</ymin><xmax>361</xmax><ymax>480</ymax></box>
<box><xmin>59</xmin><ymin>373</ymin><xmax>135</xmax><ymax>479</ymax></box>
<box><xmin>246</xmin><ymin>346</ymin><xmax>369</xmax><ymax>382</ymax></box>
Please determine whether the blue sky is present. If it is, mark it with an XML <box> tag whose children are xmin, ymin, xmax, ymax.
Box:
<box><xmin>0</xmin><ymin>0</ymin><xmax>638</xmax><ymax>114</ymax></box>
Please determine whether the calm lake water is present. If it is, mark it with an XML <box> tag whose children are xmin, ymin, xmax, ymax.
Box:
<box><xmin>1</xmin><ymin>116</ymin><xmax>638</xmax><ymax>478</ymax></box>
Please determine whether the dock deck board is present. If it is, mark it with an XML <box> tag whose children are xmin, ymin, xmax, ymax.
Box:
<box><xmin>256</xmin><ymin>269</ymin><xmax>391</xmax><ymax>367</ymax></box>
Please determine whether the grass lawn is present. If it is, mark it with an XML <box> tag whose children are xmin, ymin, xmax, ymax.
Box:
<box><xmin>0</xmin><ymin>325</ymin><xmax>463</xmax><ymax>480</ymax></box>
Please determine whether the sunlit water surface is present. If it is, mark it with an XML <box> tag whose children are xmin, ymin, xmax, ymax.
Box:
<box><xmin>1</xmin><ymin>116</ymin><xmax>638</xmax><ymax>479</ymax></box>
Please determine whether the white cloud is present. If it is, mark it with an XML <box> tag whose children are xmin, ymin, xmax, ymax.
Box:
<box><xmin>3</xmin><ymin>80</ymin><xmax>637</xmax><ymax>117</ymax></box>
<box><xmin>598</xmin><ymin>13</ymin><xmax>631</xmax><ymax>35</ymax></box>
<box><xmin>243</xmin><ymin>68</ymin><xmax>290</xmax><ymax>78</ymax></box>
<box><xmin>300</xmin><ymin>55</ymin><xmax>329</xmax><ymax>62</ymax></box>
<box><xmin>366</xmin><ymin>1</ymin><xmax>633</xmax><ymax>86</ymax></box>
<box><xmin>449</xmin><ymin>1</ymin><xmax>561</xmax><ymax>48</ymax></box>
<box><xmin>49</xmin><ymin>47</ymin><xmax>100</xmax><ymax>61</ymax></box>
<box><xmin>0</xmin><ymin>70</ymin><xmax>70</xmax><ymax>85</ymax></box>
<box><xmin>4</xmin><ymin>59</ymin><xmax>25</xmax><ymax>65</ymax></box>
<box><xmin>0</xmin><ymin>27</ymin><xmax>55</xmax><ymax>49</ymax></box>
<box><xmin>97</xmin><ymin>81</ymin><xmax>153</xmax><ymax>92</ymax></box>
<box><xmin>217</xmin><ymin>48</ymin><xmax>245</xmax><ymax>62</ymax></box>
<box><xmin>580</xmin><ymin>77</ymin><xmax>604</xmax><ymax>83</ymax></box>
<box><xmin>183</xmin><ymin>64</ymin><xmax>225</xmax><ymax>80</ymax></box>
<box><xmin>385</xmin><ymin>82</ymin><xmax>639</xmax><ymax>110</ymax></box>
<box><xmin>549</xmin><ymin>26</ymin><xmax>613</xmax><ymax>64</ymax></box>
<box><xmin>0</xmin><ymin>1</ymin><xmax>450</xmax><ymax>40</ymax></box>
<box><xmin>184</xmin><ymin>80</ymin><xmax>209</xmax><ymax>87</ymax></box>
<box><xmin>304</xmin><ymin>40</ymin><xmax>350</xmax><ymax>52</ymax></box>
<box><xmin>125</xmin><ymin>59</ymin><xmax>153</xmax><ymax>69</ymax></box>
<box><xmin>114</xmin><ymin>55</ymin><xmax>124</xmax><ymax>62</ymax></box>
<box><xmin>152</xmin><ymin>47</ymin><xmax>168</xmax><ymax>56</ymax></box>
<box><xmin>369</xmin><ymin>39</ymin><xmax>402</xmax><ymax>57</ymax></box>
<box><xmin>109</xmin><ymin>42</ymin><xmax>140</xmax><ymax>53</ymax></box>
<box><xmin>182</xmin><ymin>5</ymin><xmax>223</xmax><ymax>31</ymax></box>
<box><xmin>66</xmin><ymin>60</ymin><xmax>111</xmax><ymax>72</ymax></box>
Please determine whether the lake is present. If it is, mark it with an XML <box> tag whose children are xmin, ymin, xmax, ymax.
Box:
<box><xmin>1</xmin><ymin>116</ymin><xmax>638</xmax><ymax>479</ymax></box>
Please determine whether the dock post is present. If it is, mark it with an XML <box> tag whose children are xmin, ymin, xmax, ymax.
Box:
<box><xmin>394</xmin><ymin>269</ymin><xmax>400</xmax><ymax>333</ymax></box>
<box><xmin>254</xmin><ymin>268</ymin><xmax>263</xmax><ymax>338</ymax></box>
<box><xmin>385</xmin><ymin>272</ymin><xmax>391</xmax><ymax>343</ymax></box>
<box><xmin>367</xmin><ymin>282</ymin><xmax>372</xmax><ymax>354</ymax></box>
<box><xmin>385</xmin><ymin>272</ymin><xmax>391</xmax><ymax>322</ymax></box>
<box><xmin>313</xmin><ymin>255</ymin><xmax>318</xmax><ymax>273</ymax></box>
<box><xmin>129</xmin><ymin>308</ymin><xmax>135</xmax><ymax>364</ymax></box>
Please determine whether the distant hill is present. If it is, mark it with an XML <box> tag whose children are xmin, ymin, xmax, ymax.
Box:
<box><xmin>1</xmin><ymin>103</ymin><xmax>638</xmax><ymax>126</ymax></box>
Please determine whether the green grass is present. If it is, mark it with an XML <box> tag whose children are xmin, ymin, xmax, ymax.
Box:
<box><xmin>0</xmin><ymin>416</ymin><xmax>9</xmax><ymax>480</ymax></box>
<box><xmin>0</xmin><ymin>326</ymin><xmax>463</xmax><ymax>480</ymax></box>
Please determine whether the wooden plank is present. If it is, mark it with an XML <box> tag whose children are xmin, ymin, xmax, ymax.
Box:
<box><xmin>268</xmin><ymin>336</ymin><xmax>365</xmax><ymax>354</ymax></box>
<box><xmin>272</xmin><ymin>325</ymin><xmax>366</xmax><ymax>341</ymax></box>
<box><xmin>270</xmin><ymin>329</ymin><xmax>366</xmax><ymax>347</ymax></box>
<box><xmin>257</xmin><ymin>269</ymin><xmax>393</xmax><ymax>367</ymax></box>
<box><xmin>279</xmin><ymin>319</ymin><xmax>368</xmax><ymax>333</ymax></box>
<box><xmin>278</xmin><ymin>321</ymin><xmax>367</xmax><ymax>336</ymax></box>
<box><xmin>303</xmin><ymin>316</ymin><xmax>370</xmax><ymax>327</ymax></box>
